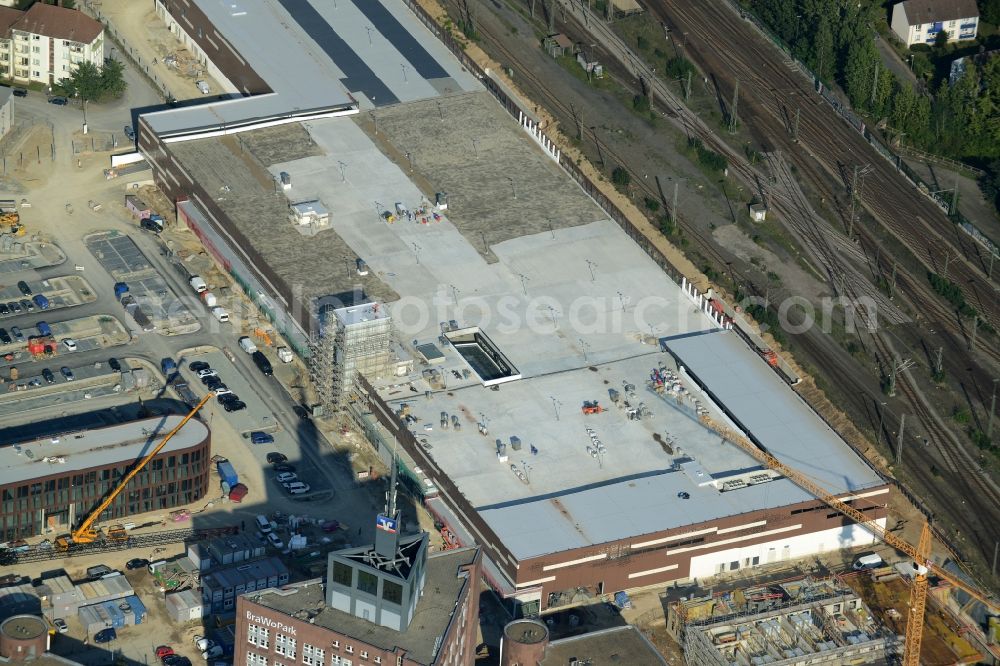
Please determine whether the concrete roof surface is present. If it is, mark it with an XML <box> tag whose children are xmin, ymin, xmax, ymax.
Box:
<box><xmin>665</xmin><ymin>330</ymin><xmax>883</xmax><ymax>493</ymax></box>
<box><xmin>252</xmin><ymin>547</ymin><xmax>477</xmax><ymax>665</ymax></box>
<box><xmin>0</xmin><ymin>415</ymin><xmax>209</xmax><ymax>487</ymax></box>
<box><xmin>144</xmin><ymin>0</ymin><xmax>479</xmax><ymax>137</ymax></box>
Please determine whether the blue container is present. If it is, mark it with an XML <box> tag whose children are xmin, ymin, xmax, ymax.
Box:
<box><xmin>125</xmin><ymin>595</ymin><xmax>147</xmax><ymax>625</ymax></box>
<box><xmin>217</xmin><ymin>461</ymin><xmax>238</xmax><ymax>487</ymax></box>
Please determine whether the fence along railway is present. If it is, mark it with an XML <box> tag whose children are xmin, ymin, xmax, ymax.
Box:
<box><xmin>432</xmin><ymin>0</ymin><xmax>1000</xmax><ymax>577</ymax></box>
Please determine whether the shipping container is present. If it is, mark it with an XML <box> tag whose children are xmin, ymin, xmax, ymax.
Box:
<box><xmin>217</xmin><ymin>461</ymin><xmax>238</xmax><ymax>487</ymax></box>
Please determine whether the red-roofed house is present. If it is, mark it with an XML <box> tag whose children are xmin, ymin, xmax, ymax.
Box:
<box><xmin>0</xmin><ymin>3</ymin><xmax>103</xmax><ymax>86</ymax></box>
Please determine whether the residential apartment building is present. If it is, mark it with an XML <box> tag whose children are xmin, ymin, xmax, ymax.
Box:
<box><xmin>890</xmin><ymin>0</ymin><xmax>979</xmax><ymax>47</ymax></box>
<box><xmin>0</xmin><ymin>4</ymin><xmax>103</xmax><ymax>86</ymax></box>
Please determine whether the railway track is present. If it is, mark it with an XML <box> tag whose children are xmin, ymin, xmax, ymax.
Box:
<box><xmin>640</xmin><ymin>0</ymin><xmax>1000</xmax><ymax>561</ymax></box>
<box><xmin>656</xmin><ymin>0</ymin><xmax>1000</xmax><ymax>368</ymax></box>
<box><xmin>451</xmin><ymin>0</ymin><xmax>1000</xmax><ymax>572</ymax></box>
<box><xmin>1</xmin><ymin>525</ymin><xmax>239</xmax><ymax>563</ymax></box>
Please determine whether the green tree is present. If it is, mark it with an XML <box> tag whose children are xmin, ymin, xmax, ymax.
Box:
<box><xmin>981</xmin><ymin>0</ymin><xmax>1000</xmax><ymax>24</ymax></box>
<box><xmin>56</xmin><ymin>58</ymin><xmax>127</xmax><ymax>102</ymax></box>
<box><xmin>934</xmin><ymin>29</ymin><xmax>950</xmax><ymax>48</ymax></box>
<box><xmin>100</xmin><ymin>58</ymin><xmax>127</xmax><ymax>99</ymax></box>
<box><xmin>611</xmin><ymin>166</ymin><xmax>630</xmax><ymax>188</ymax></box>
<box><xmin>812</xmin><ymin>17</ymin><xmax>836</xmax><ymax>82</ymax></box>
<box><xmin>843</xmin><ymin>36</ymin><xmax>878</xmax><ymax>109</ymax></box>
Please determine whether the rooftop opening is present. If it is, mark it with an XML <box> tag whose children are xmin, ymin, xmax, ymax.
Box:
<box><xmin>445</xmin><ymin>326</ymin><xmax>520</xmax><ymax>386</ymax></box>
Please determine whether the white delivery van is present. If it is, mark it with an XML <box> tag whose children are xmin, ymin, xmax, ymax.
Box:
<box><xmin>201</xmin><ymin>292</ymin><xmax>217</xmax><ymax>308</ymax></box>
<box><xmin>852</xmin><ymin>553</ymin><xmax>884</xmax><ymax>570</ymax></box>
<box><xmin>211</xmin><ymin>307</ymin><xmax>230</xmax><ymax>323</ymax></box>
<box><xmin>239</xmin><ymin>336</ymin><xmax>258</xmax><ymax>354</ymax></box>
<box><xmin>255</xmin><ymin>514</ymin><xmax>271</xmax><ymax>533</ymax></box>
<box><xmin>276</xmin><ymin>346</ymin><xmax>294</xmax><ymax>363</ymax></box>
<box><xmin>189</xmin><ymin>276</ymin><xmax>208</xmax><ymax>293</ymax></box>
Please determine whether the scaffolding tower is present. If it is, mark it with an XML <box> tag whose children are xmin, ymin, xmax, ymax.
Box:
<box><xmin>310</xmin><ymin>300</ymin><xmax>393</xmax><ymax>412</ymax></box>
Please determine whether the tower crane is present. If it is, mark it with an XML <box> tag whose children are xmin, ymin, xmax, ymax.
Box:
<box><xmin>55</xmin><ymin>393</ymin><xmax>214</xmax><ymax>550</ymax></box>
<box><xmin>696</xmin><ymin>413</ymin><xmax>999</xmax><ymax>665</ymax></box>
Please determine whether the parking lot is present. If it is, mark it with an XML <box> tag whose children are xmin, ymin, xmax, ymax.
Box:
<box><xmin>86</xmin><ymin>231</ymin><xmax>199</xmax><ymax>335</ymax></box>
<box><xmin>0</xmin><ymin>241</ymin><xmax>66</xmax><ymax>273</ymax></box>
<box><xmin>0</xmin><ymin>314</ymin><xmax>131</xmax><ymax>371</ymax></box>
<box><xmin>179</xmin><ymin>349</ymin><xmax>333</xmax><ymax>503</ymax></box>
<box><xmin>0</xmin><ymin>274</ymin><xmax>96</xmax><ymax>315</ymax></box>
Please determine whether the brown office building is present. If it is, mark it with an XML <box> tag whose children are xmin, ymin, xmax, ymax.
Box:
<box><xmin>0</xmin><ymin>415</ymin><xmax>211</xmax><ymax>540</ymax></box>
<box><xmin>235</xmin><ymin>540</ymin><xmax>481</xmax><ymax>666</ymax></box>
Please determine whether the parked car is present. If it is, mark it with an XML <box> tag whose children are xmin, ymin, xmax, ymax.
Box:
<box><xmin>194</xmin><ymin>637</ymin><xmax>214</xmax><ymax>652</ymax></box>
<box><xmin>62</xmin><ymin>338</ymin><xmax>77</xmax><ymax>351</ymax></box>
<box><xmin>224</xmin><ymin>400</ymin><xmax>246</xmax><ymax>412</ymax></box>
<box><xmin>205</xmin><ymin>378</ymin><xmax>225</xmax><ymax>391</ymax></box>
<box><xmin>126</xmin><ymin>558</ymin><xmax>149</xmax><ymax>570</ymax></box>
<box><xmin>124</xmin><ymin>125</ymin><xmax>135</xmax><ymax>141</ymax></box>
<box><xmin>228</xmin><ymin>483</ymin><xmax>248</xmax><ymax>502</ymax></box>
<box><xmin>94</xmin><ymin>628</ymin><xmax>116</xmax><ymax>643</ymax></box>
<box><xmin>32</xmin><ymin>294</ymin><xmax>49</xmax><ymax>310</ymax></box>
<box><xmin>60</xmin><ymin>366</ymin><xmax>74</xmax><ymax>381</ymax></box>
<box><xmin>266</xmin><ymin>533</ymin><xmax>283</xmax><ymax>549</ymax></box>
<box><xmin>8</xmin><ymin>301</ymin><xmax>20</xmax><ymax>314</ymax></box>
<box><xmin>12</xmin><ymin>88</ymin><xmax>27</xmax><ymax>97</ymax></box>
<box><xmin>251</xmin><ymin>350</ymin><xmax>273</xmax><ymax>376</ymax></box>
<box><xmin>213</xmin><ymin>387</ymin><xmax>233</xmax><ymax>398</ymax></box>
<box><xmin>196</xmin><ymin>368</ymin><xmax>217</xmax><ymax>379</ymax></box>
<box><xmin>0</xmin><ymin>329</ymin><xmax>10</xmax><ymax>344</ymax></box>
<box><xmin>201</xmin><ymin>647</ymin><xmax>223</xmax><ymax>660</ymax></box>
<box><xmin>53</xmin><ymin>618</ymin><xmax>68</xmax><ymax>633</ymax></box>
<box><xmin>250</xmin><ymin>431</ymin><xmax>274</xmax><ymax>445</ymax></box>
<box><xmin>0</xmin><ymin>303</ymin><xmax>9</xmax><ymax>316</ymax></box>
<box><xmin>87</xmin><ymin>564</ymin><xmax>113</xmax><ymax>579</ymax></box>
<box><xmin>162</xmin><ymin>656</ymin><xmax>184</xmax><ymax>666</ymax></box>
<box><xmin>266</xmin><ymin>452</ymin><xmax>287</xmax><ymax>464</ymax></box>
<box><xmin>41</xmin><ymin>368</ymin><xmax>54</xmax><ymax>384</ymax></box>
<box><xmin>48</xmin><ymin>96</ymin><xmax>68</xmax><ymax>106</ymax></box>
<box><xmin>155</xmin><ymin>646</ymin><xmax>174</xmax><ymax>660</ymax></box>
<box><xmin>16</xmin><ymin>281</ymin><xmax>31</xmax><ymax>295</ymax></box>
<box><xmin>108</xmin><ymin>357</ymin><xmax>122</xmax><ymax>372</ymax></box>
<box><xmin>189</xmin><ymin>360</ymin><xmax>210</xmax><ymax>372</ymax></box>
<box><xmin>275</xmin><ymin>472</ymin><xmax>297</xmax><ymax>483</ymax></box>
<box><xmin>285</xmin><ymin>483</ymin><xmax>310</xmax><ymax>495</ymax></box>
<box><xmin>20</xmin><ymin>299</ymin><xmax>33</xmax><ymax>312</ymax></box>
<box><xmin>10</xmin><ymin>326</ymin><xmax>23</xmax><ymax>342</ymax></box>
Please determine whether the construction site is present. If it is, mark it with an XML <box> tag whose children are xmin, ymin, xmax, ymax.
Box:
<box><xmin>664</xmin><ymin>567</ymin><xmax>993</xmax><ymax>666</ymax></box>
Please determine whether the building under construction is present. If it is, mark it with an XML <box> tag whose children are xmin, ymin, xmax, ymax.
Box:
<box><xmin>310</xmin><ymin>301</ymin><xmax>393</xmax><ymax>412</ymax></box>
<box><xmin>666</xmin><ymin>576</ymin><xmax>897</xmax><ymax>666</ymax></box>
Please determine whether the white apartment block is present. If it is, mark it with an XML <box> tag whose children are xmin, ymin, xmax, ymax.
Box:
<box><xmin>890</xmin><ymin>0</ymin><xmax>979</xmax><ymax>47</ymax></box>
<box><xmin>0</xmin><ymin>3</ymin><xmax>103</xmax><ymax>86</ymax></box>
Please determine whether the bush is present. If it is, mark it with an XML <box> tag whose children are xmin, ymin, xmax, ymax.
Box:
<box><xmin>612</xmin><ymin>166</ymin><xmax>631</xmax><ymax>188</ymax></box>
<box><xmin>632</xmin><ymin>94</ymin><xmax>650</xmax><ymax>113</ymax></box>
<box><xmin>927</xmin><ymin>272</ymin><xmax>976</xmax><ymax>317</ymax></box>
<box><xmin>665</xmin><ymin>56</ymin><xmax>694</xmax><ymax>80</ymax></box>
<box><xmin>643</xmin><ymin>196</ymin><xmax>661</xmax><ymax>212</ymax></box>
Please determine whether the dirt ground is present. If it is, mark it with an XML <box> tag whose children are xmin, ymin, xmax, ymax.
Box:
<box><xmin>87</xmin><ymin>0</ymin><xmax>221</xmax><ymax>100</ymax></box>
<box><xmin>904</xmin><ymin>157</ymin><xmax>1000</xmax><ymax>247</ymax></box>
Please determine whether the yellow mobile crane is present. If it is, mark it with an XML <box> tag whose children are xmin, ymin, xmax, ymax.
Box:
<box><xmin>55</xmin><ymin>393</ymin><xmax>214</xmax><ymax>550</ymax></box>
<box><xmin>697</xmin><ymin>413</ymin><xmax>999</xmax><ymax>666</ymax></box>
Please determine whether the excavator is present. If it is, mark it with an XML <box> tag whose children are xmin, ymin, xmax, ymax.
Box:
<box><xmin>694</xmin><ymin>412</ymin><xmax>1000</xmax><ymax>665</ymax></box>
<box><xmin>55</xmin><ymin>393</ymin><xmax>214</xmax><ymax>550</ymax></box>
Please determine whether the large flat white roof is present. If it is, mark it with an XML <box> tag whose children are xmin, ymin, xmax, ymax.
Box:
<box><xmin>0</xmin><ymin>415</ymin><xmax>209</xmax><ymax>487</ymax></box>
<box><xmin>144</xmin><ymin>0</ymin><xmax>479</xmax><ymax>138</ymax></box>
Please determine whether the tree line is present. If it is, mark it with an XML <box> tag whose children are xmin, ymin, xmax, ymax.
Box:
<box><xmin>746</xmin><ymin>0</ymin><xmax>1000</xmax><ymax>198</ymax></box>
